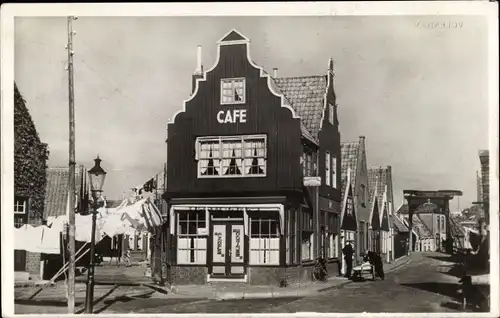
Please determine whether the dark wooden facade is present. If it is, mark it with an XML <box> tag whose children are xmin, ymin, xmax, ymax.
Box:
<box><xmin>164</xmin><ymin>30</ymin><xmax>342</xmax><ymax>286</ymax></box>
<box><xmin>166</xmin><ymin>45</ymin><xmax>302</xmax><ymax>198</ymax></box>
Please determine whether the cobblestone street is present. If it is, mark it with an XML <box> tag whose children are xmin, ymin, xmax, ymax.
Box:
<box><xmin>72</xmin><ymin>252</ymin><xmax>481</xmax><ymax>314</ymax></box>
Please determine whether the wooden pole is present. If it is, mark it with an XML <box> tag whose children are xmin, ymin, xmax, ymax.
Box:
<box><xmin>66</xmin><ymin>15</ymin><xmax>77</xmax><ymax>314</ymax></box>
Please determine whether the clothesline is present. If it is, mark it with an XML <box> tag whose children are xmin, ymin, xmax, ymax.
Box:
<box><xmin>14</xmin><ymin>196</ymin><xmax>164</xmax><ymax>255</ymax></box>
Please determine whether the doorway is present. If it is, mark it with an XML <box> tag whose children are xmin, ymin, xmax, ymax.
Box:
<box><xmin>210</xmin><ymin>222</ymin><xmax>245</xmax><ymax>279</ymax></box>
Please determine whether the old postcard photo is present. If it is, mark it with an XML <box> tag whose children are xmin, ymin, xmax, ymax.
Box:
<box><xmin>1</xmin><ymin>2</ymin><xmax>498</xmax><ymax>317</ymax></box>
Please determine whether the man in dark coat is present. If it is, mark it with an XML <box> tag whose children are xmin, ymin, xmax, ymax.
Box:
<box><xmin>372</xmin><ymin>252</ymin><xmax>385</xmax><ymax>280</ymax></box>
<box><xmin>342</xmin><ymin>241</ymin><xmax>354</xmax><ymax>278</ymax></box>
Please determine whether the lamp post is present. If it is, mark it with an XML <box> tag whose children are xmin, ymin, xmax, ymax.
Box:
<box><xmin>84</xmin><ymin>156</ymin><xmax>107</xmax><ymax>314</ymax></box>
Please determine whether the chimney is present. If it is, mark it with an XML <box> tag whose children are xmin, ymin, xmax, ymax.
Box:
<box><xmin>192</xmin><ymin>45</ymin><xmax>203</xmax><ymax>94</ymax></box>
<box><xmin>195</xmin><ymin>45</ymin><xmax>203</xmax><ymax>75</ymax></box>
<box><xmin>273</xmin><ymin>68</ymin><xmax>278</xmax><ymax>78</ymax></box>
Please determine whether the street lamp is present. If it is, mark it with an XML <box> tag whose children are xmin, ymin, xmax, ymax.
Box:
<box><xmin>84</xmin><ymin>156</ymin><xmax>107</xmax><ymax>314</ymax></box>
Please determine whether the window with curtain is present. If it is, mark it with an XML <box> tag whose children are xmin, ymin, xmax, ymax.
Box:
<box><xmin>221</xmin><ymin>78</ymin><xmax>245</xmax><ymax>104</ymax></box>
<box><xmin>328</xmin><ymin>103</ymin><xmax>334</xmax><ymax>125</ymax></box>
<box><xmin>249</xmin><ymin>213</ymin><xmax>280</xmax><ymax>265</ymax></box>
<box><xmin>177</xmin><ymin>210</ymin><xmax>207</xmax><ymax>265</ymax></box>
<box><xmin>301</xmin><ymin>207</ymin><xmax>314</xmax><ymax>261</ymax></box>
<box><xmin>197</xmin><ymin>135</ymin><xmax>267</xmax><ymax>178</ymax></box>
<box><xmin>302</xmin><ymin>147</ymin><xmax>315</xmax><ymax>177</ymax></box>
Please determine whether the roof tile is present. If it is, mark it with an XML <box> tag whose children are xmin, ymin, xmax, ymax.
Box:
<box><xmin>43</xmin><ymin>166</ymin><xmax>85</xmax><ymax>219</ymax></box>
<box><xmin>273</xmin><ymin>75</ymin><xmax>326</xmax><ymax>142</ymax></box>
<box><xmin>340</xmin><ymin>141</ymin><xmax>360</xmax><ymax>199</ymax></box>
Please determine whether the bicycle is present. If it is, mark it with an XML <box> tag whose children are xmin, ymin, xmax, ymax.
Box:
<box><xmin>312</xmin><ymin>257</ymin><xmax>328</xmax><ymax>282</ymax></box>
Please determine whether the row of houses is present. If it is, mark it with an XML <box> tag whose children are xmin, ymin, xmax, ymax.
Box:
<box><xmin>14</xmin><ymin>29</ymin><xmax>413</xmax><ymax>285</ymax></box>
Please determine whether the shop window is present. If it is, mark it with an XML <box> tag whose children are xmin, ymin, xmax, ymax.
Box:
<box><xmin>177</xmin><ymin>210</ymin><xmax>207</xmax><ymax>265</ymax></box>
<box><xmin>249</xmin><ymin>216</ymin><xmax>280</xmax><ymax>265</ymax></box>
<box><xmin>197</xmin><ymin>135</ymin><xmax>267</xmax><ymax>178</ymax></box>
<box><xmin>325</xmin><ymin>151</ymin><xmax>331</xmax><ymax>186</ymax></box>
<box><xmin>302</xmin><ymin>232</ymin><xmax>313</xmax><ymax>261</ymax></box>
<box><xmin>326</xmin><ymin>233</ymin><xmax>338</xmax><ymax>258</ymax></box>
<box><xmin>221</xmin><ymin>78</ymin><xmax>245</xmax><ymax>104</ymax></box>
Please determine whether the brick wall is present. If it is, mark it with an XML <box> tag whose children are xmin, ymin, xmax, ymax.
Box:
<box><xmin>26</xmin><ymin>218</ymin><xmax>42</xmax><ymax>277</ymax></box>
<box><xmin>169</xmin><ymin>261</ymin><xmax>341</xmax><ymax>286</ymax></box>
<box><xmin>171</xmin><ymin>266</ymin><xmax>207</xmax><ymax>285</ymax></box>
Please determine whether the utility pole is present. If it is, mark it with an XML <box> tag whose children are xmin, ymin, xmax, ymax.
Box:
<box><xmin>66</xmin><ymin>15</ymin><xmax>77</xmax><ymax>314</ymax></box>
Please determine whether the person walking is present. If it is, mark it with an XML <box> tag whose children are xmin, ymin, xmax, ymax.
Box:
<box><xmin>342</xmin><ymin>240</ymin><xmax>354</xmax><ymax>278</ymax></box>
<box><xmin>124</xmin><ymin>248</ymin><xmax>132</xmax><ymax>267</ymax></box>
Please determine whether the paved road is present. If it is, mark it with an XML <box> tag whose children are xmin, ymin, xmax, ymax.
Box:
<box><xmin>15</xmin><ymin>253</ymin><xmax>486</xmax><ymax>314</ymax></box>
<box><xmin>102</xmin><ymin>253</ymin><xmax>475</xmax><ymax>314</ymax></box>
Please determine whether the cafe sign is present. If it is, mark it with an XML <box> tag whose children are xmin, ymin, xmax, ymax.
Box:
<box><xmin>217</xmin><ymin>109</ymin><xmax>247</xmax><ymax>124</ymax></box>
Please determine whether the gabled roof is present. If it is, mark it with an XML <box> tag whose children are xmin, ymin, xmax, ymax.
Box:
<box><xmin>219</xmin><ymin>29</ymin><xmax>248</xmax><ymax>42</ymax></box>
<box><xmin>368</xmin><ymin>166</ymin><xmax>391</xmax><ymax>210</ymax></box>
<box><xmin>390</xmin><ymin>214</ymin><xmax>409</xmax><ymax>233</ymax></box>
<box><xmin>380</xmin><ymin>195</ymin><xmax>390</xmax><ymax>231</ymax></box>
<box><xmin>340</xmin><ymin>169</ymin><xmax>358</xmax><ymax>231</ymax></box>
<box><xmin>369</xmin><ymin>180</ymin><xmax>381</xmax><ymax>230</ymax></box>
<box><xmin>402</xmin><ymin>214</ymin><xmax>433</xmax><ymax>238</ymax></box>
<box><xmin>273</xmin><ymin>75</ymin><xmax>327</xmax><ymax>143</ymax></box>
<box><xmin>44</xmin><ymin>166</ymin><xmax>85</xmax><ymax>220</ymax></box>
<box><xmin>340</xmin><ymin>141</ymin><xmax>360</xmax><ymax>199</ymax></box>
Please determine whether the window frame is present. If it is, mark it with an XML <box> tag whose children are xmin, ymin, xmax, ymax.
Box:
<box><xmin>331</xmin><ymin>154</ymin><xmax>337</xmax><ymax>189</ymax></box>
<box><xmin>220</xmin><ymin>77</ymin><xmax>246</xmax><ymax>105</ymax></box>
<box><xmin>196</xmin><ymin>135</ymin><xmax>267</xmax><ymax>179</ymax></box>
<box><xmin>14</xmin><ymin>198</ymin><xmax>27</xmax><ymax>215</ymax></box>
<box><xmin>325</xmin><ymin>151</ymin><xmax>331</xmax><ymax>186</ymax></box>
<box><xmin>176</xmin><ymin>210</ymin><xmax>208</xmax><ymax>265</ymax></box>
<box><xmin>249</xmin><ymin>214</ymin><xmax>280</xmax><ymax>265</ymax></box>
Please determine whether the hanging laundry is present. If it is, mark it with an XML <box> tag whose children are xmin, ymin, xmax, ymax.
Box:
<box><xmin>37</xmin><ymin>225</ymin><xmax>61</xmax><ymax>254</ymax></box>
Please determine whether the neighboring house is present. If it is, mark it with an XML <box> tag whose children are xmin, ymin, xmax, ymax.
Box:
<box><xmin>367</xmin><ymin>181</ymin><xmax>381</xmax><ymax>254</ymax></box>
<box><xmin>398</xmin><ymin>203</ymin><xmax>436</xmax><ymax>252</ymax></box>
<box><xmin>14</xmin><ymin>83</ymin><xmax>49</xmax><ymax>279</ymax></box>
<box><xmin>42</xmin><ymin>166</ymin><xmax>87</xmax><ymax>279</ymax></box>
<box><xmin>164</xmin><ymin>29</ymin><xmax>342</xmax><ymax>286</ymax></box>
<box><xmin>340</xmin><ymin>137</ymin><xmax>369</xmax><ymax>263</ymax></box>
<box><xmin>390</xmin><ymin>214</ymin><xmax>410</xmax><ymax>259</ymax></box>
<box><xmin>368</xmin><ymin>166</ymin><xmax>395</xmax><ymax>262</ymax></box>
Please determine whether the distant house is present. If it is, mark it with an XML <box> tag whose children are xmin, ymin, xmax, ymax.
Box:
<box><xmin>390</xmin><ymin>214</ymin><xmax>410</xmax><ymax>259</ymax></box>
<box><xmin>340</xmin><ymin>137</ymin><xmax>369</xmax><ymax>262</ymax></box>
<box><xmin>42</xmin><ymin>166</ymin><xmax>88</xmax><ymax>279</ymax></box>
<box><xmin>397</xmin><ymin>203</ymin><xmax>436</xmax><ymax>252</ymax></box>
<box><xmin>367</xmin><ymin>166</ymin><xmax>395</xmax><ymax>262</ymax></box>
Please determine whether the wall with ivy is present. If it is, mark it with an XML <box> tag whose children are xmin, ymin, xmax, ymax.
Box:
<box><xmin>14</xmin><ymin>82</ymin><xmax>49</xmax><ymax>220</ymax></box>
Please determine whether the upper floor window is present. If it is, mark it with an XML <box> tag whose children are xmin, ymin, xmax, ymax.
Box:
<box><xmin>302</xmin><ymin>148</ymin><xmax>316</xmax><ymax>177</ymax></box>
<box><xmin>196</xmin><ymin>135</ymin><xmax>267</xmax><ymax>178</ymax></box>
<box><xmin>328</xmin><ymin>103</ymin><xmax>334</xmax><ymax>125</ymax></box>
<box><xmin>325</xmin><ymin>151</ymin><xmax>331</xmax><ymax>186</ymax></box>
<box><xmin>221</xmin><ymin>78</ymin><xmax>245</xmax><ymax>104</ymax></box>
<box><xmin>14</xmin><ymin>198</ymin><xmax>26</xmax><ymax>214</ymax></box>
<box><xmin>360</xmin><ymin>184</ymin><xmax>366</xmax><ymax>206</ymax></box>
<box><xmin>346</xmin><ymin>196</ymin><xmax>354</xmax><ymax>216</ymax></box>
<box><xmin>331</xmin><ymin>154</ymin><xmax>337</xmax><ymax>189</ymax></box>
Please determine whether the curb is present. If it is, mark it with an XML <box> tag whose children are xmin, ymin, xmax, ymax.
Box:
<box><xmin>175</xmin><ymin>256</ymin><xmax>413</xmax><ymax>301</ymax></box>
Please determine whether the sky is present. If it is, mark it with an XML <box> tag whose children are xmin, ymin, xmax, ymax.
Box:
<box><xmin>14</xmin><ymin>15</ymin><xmax>489</xmax><ymax>209</ymax></box>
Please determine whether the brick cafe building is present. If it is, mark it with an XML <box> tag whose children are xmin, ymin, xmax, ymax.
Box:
<box><xmin>163</xmin><ymin>30</ymin><xmax>343</xmax><ymax>285</ymax></box>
